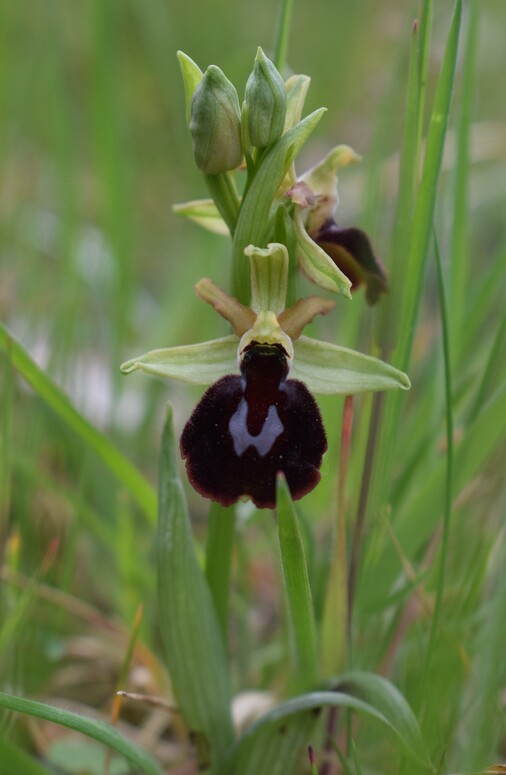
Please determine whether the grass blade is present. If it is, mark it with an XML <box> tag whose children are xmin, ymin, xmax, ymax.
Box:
<box><xmin>361</xmin><ymin>384</ymin><xmax>506</xmax><ymax>610</ymax></box>
<box><xmin>276</xmin><ymin>474</ymin><xmax>318</xmax><ymax>693</ymax></box>
<box><xmin>224</xmin><ymin>682</ymin><xmax>431</xmax><ymax>773</ymax></box>
<box><xmin>337</xmin><ymin>671</ymin><xmax>431</xmax><ymax>768</ymax></box>
<box><xmin>157</xmin><ymin>405</ymin><xmax>234</xmax><ymax>767</ymax></box>
<box><xmin>0</xmin><ymin>692</ymin><xmax>163</xmax><ymax>775</ymax></box>
<box><xmin>0</xmin><ymin>322</ymin><xmax>156</xmax><ymax>523</ymax></box>
<box><xmin>396</xmin><ymin>0</ymin><xmax>463</xmax><ymax>371</ymax></box>
<box><xmin>421</xmin><ymin>232</ymin><xmax>454</xmax><ymax>693</ymax></box>
<box><xmin>449</xmin><ymin>0</ymin><xmax>479</xmax><ymax>349</ymax></box>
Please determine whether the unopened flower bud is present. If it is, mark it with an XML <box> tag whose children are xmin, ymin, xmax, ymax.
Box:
<box><xmin>190</xmin><ymin>65</ymin><xmax>242</xmax><ymax>174</ymax></box>
<box><xmin>244</xmin><ymin>47</ymin><xmax>287</xmax><ymax>149</ymax></box>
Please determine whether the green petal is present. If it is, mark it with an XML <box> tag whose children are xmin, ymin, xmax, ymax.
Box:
<box><xmin>283</xmin><ymin>74</ymin><xmax>311</xmax><ymax>133</ymax></box>
<box><xmin>245</xmin><ymin>242</ymin><xmax>288</xmax><ymax>314</ymax></box>
<box><xmin>120</xmin><ymin>336</ymin><xmax>239</xmax><ymax>385</ymax></box>
<box><xmin>294</xmin><ymin>209</ymin><xmax>352</xmax><ymax>298</ymax></box>
<box><xmin>292</xmin><ymin>336</ymin><xmax>410</xmax><ymax>395</ymax></box>
<box><xmin>173</xmin><ymin>198</ymin><xmax>229</xmax><ymax>236</ymax></box>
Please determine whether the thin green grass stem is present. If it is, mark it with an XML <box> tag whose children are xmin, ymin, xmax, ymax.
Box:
<box><xmin>450</xmin><ymin>0</ymin><xmax>479</xmax><ymax>352</ymax></box>
<box><xmin>468</xmin><ymin>313</ymin><xmax>506</xmax><ymax>424</ymax></box>
<box><xmin>273</xmin><ymin>0</ymin><xmax>293</xmax><ymax>73</ymax></box>
<box><xmin>368</xmin><ymin>0</ymin><xmax>462</xmax><ymax>538</ymax></box>
<box><xmin>0</xmin><ymin>350</ymin><xmax>13</xmax><ymax>558</ymax></box>
<box><xmin>396</xmin><ymin>0</ymin><xmax>462</xmax><ymax>373</ymax></box>
<box><xmin>420</xmin><ymin>231</ymin><xmax>454</xmax><ymax>702</ymax></box>
<box><xmin>380</xmin><ymin>17</ymin><xmax>421</xmax><ymax>351</ymax></box>
<box><xmin>416</xmin><ymin>0</ymin><xmax>433</xmax><ymax>154</ymax></box>
<box><xmin>205</xmin><ymin>503</ymin><xmax>236</xmax><ymax>642</ymax></box>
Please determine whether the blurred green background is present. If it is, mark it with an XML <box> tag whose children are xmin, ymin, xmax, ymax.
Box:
<box><xmin>1</xmin><ymin>0</ymin><xmax>506</xmax><ymax>771</ymax></box>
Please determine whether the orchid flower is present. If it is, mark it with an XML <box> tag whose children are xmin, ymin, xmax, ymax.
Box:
<box><xmin>122</xmin><ymin>244</ymin><xmax>409</xmax><ymax>508</ymax></box>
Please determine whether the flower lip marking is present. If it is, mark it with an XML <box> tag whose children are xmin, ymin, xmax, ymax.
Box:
<box><xmin>230</xmin><ymin>342</ymin><xmax>287</xmax><ymax>457</ymax></box>
<box><xmin>179</xmin><ymin>341</ymin><xmax>327</xmax><ymax>509</ymax></box>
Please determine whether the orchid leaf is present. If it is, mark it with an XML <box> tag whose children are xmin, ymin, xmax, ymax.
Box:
<box><xmin>157</xmin><ymin>406</ymin><xmax>234</xmax><ymax>765</ymax></box>
<box><xmin>291</xmin><ymin>336</ymin><xmax>410</xmax><ymax>395</ymax></box>
<box><xmin>173</xmin><ymin>198</ymin><xmax>229</xmax><ymax>236</ymax></box>
<box><xmin>120</xmin><ymin>336</ymin><xmax>238</xmax><ymax>384</ymax></box>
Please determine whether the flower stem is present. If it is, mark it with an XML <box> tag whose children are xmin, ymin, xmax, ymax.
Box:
<box><xmin>204</xmin><ymin>172</ymin><xmax>241</xmax><ymax>235</ymax></box>
<box><xmin>205</xmin><ymin>503</ymin><xmax>236</xmax><ymax>642</ymax></box>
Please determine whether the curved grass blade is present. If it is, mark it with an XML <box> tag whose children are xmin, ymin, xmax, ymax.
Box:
<box><xmin>0</xmin><ymin>692</ymin><xmax>163</xmax><ymax>775</ymax></box>
<box><xmin>157</xmin><ymin>405</ymin><xmax>234</xmax><ymax>766</ymax></box>
<box><xmin>0</xmin><ymin>322</ymin><xmax>156</xmax><ymax>523</ymax></box>
<box><xmin>276</xmin><ymin>474</ymin><xmax>318</xmax><ymax>693</ymax></box>
<box><xmin>223</xmin><ymin>684</ymin><xmax>431</xmax><ymax>774</ymax></box>
<box><xmin>336</xmin><ymin>671</ymin><xmax>430</xmax><ymax>768</ymax></box>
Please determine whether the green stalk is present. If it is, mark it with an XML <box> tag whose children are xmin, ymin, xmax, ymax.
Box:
<box><xmin>205</xmin><ymin>172</ymin><xmax>241</xmax><ymax>235</ymax></box>
<box><xmin>276</xmin><ymin>475</ymin><xmax>318</xmax><ymax>693</ymax></box>
<box><xmin>205</xmin><ymin>503</ymin><xmax>236</xmax><ymax>641</ymax></box>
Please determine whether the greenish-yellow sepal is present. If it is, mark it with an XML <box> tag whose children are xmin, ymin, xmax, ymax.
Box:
<box><xmin>283</xmin><ymin>74</ymin><xmax>311</xmax><ymax>134</ymax></box>
<box><xmin>292</xmin><ymin>336</ymin><xmax>411</xmax><ymax>395</ymax></box>
<box><xmin>173</xmin><ymin>198</ymin><xmax>229</xmax><ymax>236</ymax></box>
<box><xmin>177</xmin><ymin>51</ymin><xmax>204</xmax><ymax>125</ymax></box>
<box><xmin>294</xmin><ymin>209</ymin><xmax>352</xmax><ymax>298</ymax></box>
<box><xmin>120</xmin><ymin>336</ymin><xmax>239</xmax><ymax>385</ymax></box>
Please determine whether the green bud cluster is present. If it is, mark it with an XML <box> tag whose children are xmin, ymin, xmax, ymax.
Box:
<box><xmin>184</xmin><ymin>49</ymin><xmax>288</xmax><ymax>176</ymax></box>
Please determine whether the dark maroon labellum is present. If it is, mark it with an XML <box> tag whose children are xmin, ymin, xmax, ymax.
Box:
<box><xmin>315</xmin><ymin>218</ymin><xmax>388</xmax><ymax>305</ymax></box>
<box><xmin>180</xmin><ymin>343</ymin><xmax>327</xmax><ymax>509</ymax></box>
